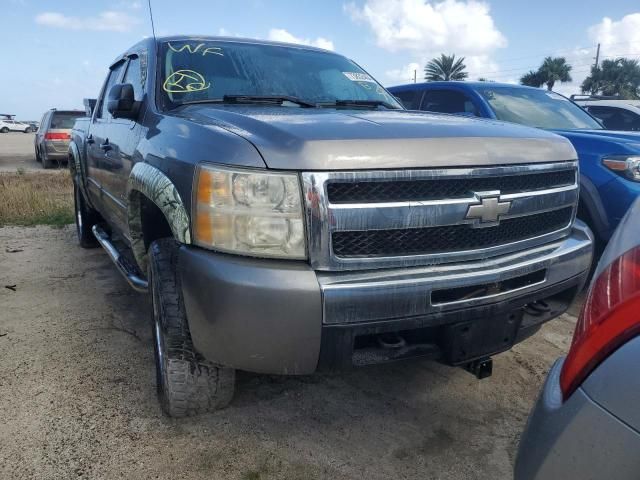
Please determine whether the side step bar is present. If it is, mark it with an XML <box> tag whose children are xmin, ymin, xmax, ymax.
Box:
<box><xmin>92</xmin><ymin>224</ymin><xmax>149</xmax><ymax>293</ymax></box>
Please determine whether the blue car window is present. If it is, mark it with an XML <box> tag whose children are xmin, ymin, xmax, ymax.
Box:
<box><xmin>478</xmin><ymin>87</ymin><xmax>601</xmax><ymax>130</ymax></box>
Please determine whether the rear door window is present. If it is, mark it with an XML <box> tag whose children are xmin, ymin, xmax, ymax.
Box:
<box><xmin>393</xmin><ymin>89</ymin><xmax>423</xmax><ymax>110</ymax></box>
<box><xmin>421</xmin><ymin>89</ymin><xmax>479</xmax><ymax>116</ymax></box>
<box><xmin>50</xmin><ymin>112</ymin><xmax>83</xmax><ymax>129</ymax></box>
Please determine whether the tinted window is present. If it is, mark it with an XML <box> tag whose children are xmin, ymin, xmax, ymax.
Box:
<box><xmin>98</xmin><ymin>61</ymin><xmax>125</xmax><ymax>119</ymax></box>
<box><xmin>123</xmin><ymin>56</ymin><xmax>143</xmax><ymax>99</ymax></box>
<box><xmin>587</xmin><ymin>106</ymin><xmax>640</xmax><ymax>131</ymax></box>
<box><xmin>394</xmin><ymin>89</ymin><xmax>422</xmax><ymax>110</ymax></box>
<box><xmin>50</xmin><ymin>112</ymin><xmax>83</xmax><ymax>129</ymax></box>
<box><xmin>159</xmin><ymin>40</ymin><xmax>401</xmax><ymax>109</ymax></box>
<box><xmin>422</xmin><ymin>90</ymin><xmax>479</xmax><ymax>115</ymax></box>
<box><xmin>477</xmin><ymin>87</ymin><xmax>602</xmax><ymax>130</ymax></box>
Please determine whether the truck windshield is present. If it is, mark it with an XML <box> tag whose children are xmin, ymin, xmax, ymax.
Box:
<box><xmin>477</xmin><ymin>87</ymin><xmax>602</xmax><ymax>130</ymax></box>
<box><xmin>159</xmin><ymin>40</ymin><xmax>401</xmax><ymax>109</ymax></box>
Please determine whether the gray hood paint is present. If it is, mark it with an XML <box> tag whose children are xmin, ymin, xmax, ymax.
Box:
<box><xmin>173</xmin><ymin>105</ymin><xmax>577</xmax><ymax>170</ymax></box>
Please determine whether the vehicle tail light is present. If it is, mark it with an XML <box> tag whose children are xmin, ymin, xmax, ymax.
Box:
<box><xmin>560</xmin><ymin>245</ymin><xmax>640</xmax><ymax>400</ymax></box>
<box><xmin>45</xmin><ymin>132</ymin><xmax>70</xmax><ymax>140</ymax></box>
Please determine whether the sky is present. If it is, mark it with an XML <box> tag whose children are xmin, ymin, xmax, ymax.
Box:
<box><xmin>2</xmin><ymin>0</ymin><xmax>640</xmax><ymax>120</ymax></box>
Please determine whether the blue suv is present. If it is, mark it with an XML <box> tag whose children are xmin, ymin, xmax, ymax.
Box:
<box><xmin>388</xmin><ymin>82</ymin><xmax>640</xmax><ymax>248</ymax></box>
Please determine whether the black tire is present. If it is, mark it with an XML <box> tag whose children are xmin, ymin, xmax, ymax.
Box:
<box><xmin>148</xmin><ymin>238</ymin><xmax>235</xmax><ymax>417</ymax></box>
<box><xmin>0</xmin><ymin>127</ymin><xmax>8</xmax><ymax>133</ymax></box>
<box><xmin>35</xmin><ymin>147</ymin><xmax>41</xmax><ymax>163</ymax></box>
<box><xmin>74</xmin><ymin>183</ymin><xmax>99</xmax><ymax>248</ymax></box>
<box><xmin>24</xmin><ymin>127</ymin><xmax>31</xmax><ymax>133</ymax></box>
<box><xmin>41</xmin><ymin>150</ymin><xmax>54</xmax><ymax>169</ymax></box>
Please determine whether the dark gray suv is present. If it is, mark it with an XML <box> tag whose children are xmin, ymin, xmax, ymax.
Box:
<box><xmin>34</xmin><ymin>109</ymin><xmax>84</xmax><ymax>168</ymax></box>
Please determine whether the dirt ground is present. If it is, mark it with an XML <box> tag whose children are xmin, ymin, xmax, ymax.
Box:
<box><xmin>0</xmin><ymin>225</ymin><xmax>582</xmax><ymax>480</ymax></box>
<box><xmin>0</xmin><ymin>132</ymin><xmax>64</xmax><ymax>172</ymax></box>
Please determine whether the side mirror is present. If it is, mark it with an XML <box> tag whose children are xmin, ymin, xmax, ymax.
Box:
<box><xmin>107</xmin><ymin>83</ymin><xmax>139</xmax><ymax>119</ymax></box>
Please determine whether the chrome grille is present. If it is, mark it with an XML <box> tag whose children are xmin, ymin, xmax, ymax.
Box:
<box><xmin>302</xmin><ymin>162</ymin><xmax>578</xmax><ymax>271</ymax></box>
<box><xmin>327</xmin><ymin>169</ymin><xmax>575</xmax><ymax>203</ymax></box>
<box><xmin>332</xmin><ymin>207</ymin><xmax>573</xmax><ymax>258</ymax></box>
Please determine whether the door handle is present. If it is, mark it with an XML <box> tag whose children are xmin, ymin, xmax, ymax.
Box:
<box><xmin>86</xmin><ymin>134</ymin><xmax>94</xmax><ymax>145</ymax></box>
<box><xmin>100</xmin><ymin>139</ymin><xmax>112</xmax><ymax>151</ymax></box>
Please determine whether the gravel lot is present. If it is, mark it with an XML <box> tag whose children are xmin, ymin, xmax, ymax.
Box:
<box><xmin>0</xmin><ymin>132</ymin><xmax>66</xmax><ymax>172</ymax></box>
<box><xmin>0</xmin><ymin>226</ymin><xmax>582</xmax><ymax>480</ymax></box>
<box><xmin>0</xmin><ymin>135</ymin><xmax>584</xmax><ymax>479</ymax></box>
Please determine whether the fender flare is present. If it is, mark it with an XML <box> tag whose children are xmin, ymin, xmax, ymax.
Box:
<box><xmin>126</xmin><ymin>162</ymin><xmax>191</xmax><ymax>272</ymax></box>
<box><xmin>578</xmin><ymin>173</ymin><xmax>610</xmax><ymax>242</ymax></box>
<box><xmin>68</xmin><ymin>141</ymin><xmax>94</xmax><ymax>209</ymax></box>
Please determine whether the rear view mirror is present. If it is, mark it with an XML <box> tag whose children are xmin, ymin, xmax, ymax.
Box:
<box><xmin>107</xmin><ymin>83</ymin><xmax>139</xmax><ymax>119</ymax></box>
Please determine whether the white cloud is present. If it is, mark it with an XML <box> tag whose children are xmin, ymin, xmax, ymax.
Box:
<box><xmin>589</xmin><ymin>13</ymin><xmax>640</xmax><ymax>56</ymax></box>
<box><xmin>347</xmin><ymin>0</ymin><xmax>506</xmax><ymax>85</ymax></box>
<box><xmin>35</xmin><ymin>10</ymin><xmax>140</xmax><ymax>32</ymax></box>
<box><xmin>385</xmin><ymin>62</ymin><xmax>421</xmax><ymax>83</ymax></box>
<box><xmin>267</xmin><ymin>28</ymin><xmax>335</xmax><ymax>51</ymax></box>
<box><xmin>555</xmin><ymin>13</ymin><xmax>640</xmax><ymax>96</ymax></box>
<box><xmin>345</xmin><ymin>0</ymin><xmax>506</xmax><ymax>54</ymax></box>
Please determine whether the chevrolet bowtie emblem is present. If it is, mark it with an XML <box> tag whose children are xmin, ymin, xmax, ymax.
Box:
<box><xmin>465</xmin><ymin>191</ymin><xmax>512</xmax><ymax>227</ymax></box>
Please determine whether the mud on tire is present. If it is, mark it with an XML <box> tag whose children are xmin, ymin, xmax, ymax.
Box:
<box><xmin>149</xmin><ymin>238</ymin><xmax>235</xmax><ymax>417</ymax></box>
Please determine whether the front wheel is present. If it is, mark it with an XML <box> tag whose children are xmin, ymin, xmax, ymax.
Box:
<box><xmin>24</xmin><ymin>127</ymin><xmax>31</xmax><ymax>133</ymax></box>
<box><xmin>0</xmin><ymin>127</ymin><xmax>8</xmax><ymax>133</ymax></box>
<box><xmin>149</xmin><ymin>239</ymin><xmax>235</xmax><ymax>417</ymax></box>
<box><xmin>74</xmin><ymin>183</ymin><xmax>99</xmax><ymax>248</ymax></box>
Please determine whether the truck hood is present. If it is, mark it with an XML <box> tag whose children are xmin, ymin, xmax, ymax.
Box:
<box><xmin>176</xmin><ymin>105</ymin><xmax>576</xmax><ymax>170</ymax></box>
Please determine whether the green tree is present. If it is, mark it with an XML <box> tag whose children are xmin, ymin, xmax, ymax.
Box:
<box><xmin>520</xmin><ymin>70</ymin><xmax>543</xmax><ymax>88</ymax></box>
<box><xmin>581</xmin><ymin>58</ymin><xmax>640</xmax><ymax>99</ymax></box>
<box><xmin>519</xmin><ymin>57</ymin><xmax>572</xmax><ymax>91</ymax></box>
<box><xmin>424</xmin><ymin>54</ymin><xmax>468</xmax><ymax>81</ymax></box>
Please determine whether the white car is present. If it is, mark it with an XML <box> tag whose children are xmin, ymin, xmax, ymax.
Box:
<box><xmin>572</xmin><ymin>96</ymin><xmax>640</xmax><ymax>131</ymax></box>
<box><xmin>0</xmin><ymin>119</ymin><xmax>33</xmax><ymax>133</ymax></box>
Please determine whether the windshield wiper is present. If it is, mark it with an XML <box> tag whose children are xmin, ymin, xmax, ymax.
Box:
<box><xmin>221</xmin><ymin>95</ymin><xmax>316</xmax><ymax>107</ymax></box>
<box><xmin>175</xmin><ymin>95</ymin><xmax>315</xmax><ymax>108</ymax></box>
<box><xmin>317</xmin><ymin>99</ymin><xmax>400</xmax><ymax>110</ymax></box>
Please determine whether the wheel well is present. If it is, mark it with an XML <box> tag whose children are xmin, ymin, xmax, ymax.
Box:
<box><xmin>140</xmin><ymin>196</ymin><xmax>173</xmax><ymax>252</ymax></box>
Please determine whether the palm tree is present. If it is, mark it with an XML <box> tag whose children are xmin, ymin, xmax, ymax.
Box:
<box><xmin>520</xmin><ymin>58</ymin><xmax>573</xmax><ymax>91</ymax></box>
<box><xmin>520</xmin><ymin>70</ymin><xmax>543</xmax><ymax>88</ymax></box>
<box><xmin>538</xmin><ymin>56</ymin><xmax>572</xmax><ymax>91</ymax></box>
<box><xmin>582</xmin><ymin>58</ymin><xmax>640</xmax><ymax>99</ymax></box>
<box><xmin>424</xmin><ymin>54</ymin><xmax>468</xmax><ymax>81</ymax></box>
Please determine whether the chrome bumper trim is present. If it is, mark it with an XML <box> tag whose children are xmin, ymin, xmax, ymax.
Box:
<box><xmin>319</xmin><ymin>222</ymin><xmax>592</xmax><ymax>324</ymax></box>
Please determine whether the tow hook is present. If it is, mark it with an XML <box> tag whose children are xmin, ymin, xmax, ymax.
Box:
<box><xmin>524</xmin><ymin>300</ymin><xmax>551</xmax><ymax>317</ymax></box>
<box><xmin>463</xmin><ymin>357</ymin><xmax>493</xmax><ymax>379</ymax></box>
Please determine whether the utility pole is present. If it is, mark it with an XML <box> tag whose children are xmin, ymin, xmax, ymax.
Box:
<box><xmin>413</xmin><ymin>69</ymin><xmax>417</xmax><ymax>83</ymax></box>
<box><xmin>594</xmin><ymin>43</ymin><xmax>601</xmax><ymax>69</ymax></box>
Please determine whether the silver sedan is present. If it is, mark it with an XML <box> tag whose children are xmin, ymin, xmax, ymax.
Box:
<box><xmin>515</xmin><ymin>196</ymin><xmax>640</xmax><ymax>478</ymax></box>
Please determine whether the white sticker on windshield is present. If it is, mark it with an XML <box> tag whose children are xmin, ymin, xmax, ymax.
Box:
<box><xmin>343</xmin><ymin>72</ymin><xmax>376</xmax><ymax>83</ymax></box>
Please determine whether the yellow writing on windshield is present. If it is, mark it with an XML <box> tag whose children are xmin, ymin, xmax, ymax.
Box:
<box><xmin>163</xmin><ymin>70</ymin><xmax>210</xmax><ymax>93</ymax></box>
<box><xmin>168</xmin><ymin>43</ymin><xmax>224</xmax><ymax>56</ymax></box>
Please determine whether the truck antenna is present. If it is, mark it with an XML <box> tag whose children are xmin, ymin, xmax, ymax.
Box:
<box><xmin>147</xmin><ymin>0</ymin><xmax>157</xmax><ymax>40</ymax></box>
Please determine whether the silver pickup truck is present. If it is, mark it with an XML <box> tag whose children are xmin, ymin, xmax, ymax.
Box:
<box><xmin>69</xmin><ymin>36</ymin><xmax>592</xmax><ymax>417</ymax></box>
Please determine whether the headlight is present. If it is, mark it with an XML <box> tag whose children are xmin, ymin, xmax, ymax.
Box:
<box><xmin>193</xmin><ymin>164</ymin><xmax>306</xmax><ymax>259</ymax></box>
<box><xmin>602</xmin><ymin>155</ymin><xmax>640</xmax><ymax>182</ymax></box>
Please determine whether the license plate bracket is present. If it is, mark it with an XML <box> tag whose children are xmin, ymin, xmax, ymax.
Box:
<box><xmin>441</xmin><ymin>311</ymin><xmax>523</xmax><ymax>364</ymax></box>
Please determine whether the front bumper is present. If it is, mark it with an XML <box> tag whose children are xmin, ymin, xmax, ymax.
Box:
<box><xmin>179</xmin><ymin>223</ymin><xmax>592</xmax><ymax>375</ymax></box>
<box><xmin>515</xmin><ymin>359</ymin><xmax>640</xmax><ymax>479</ymax></box>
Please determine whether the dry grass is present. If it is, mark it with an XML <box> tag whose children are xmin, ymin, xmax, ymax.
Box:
<box><xmin>0</xmin><ymin>171</ymin><xmax>74</xmax><ymax>227</ymax></box>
